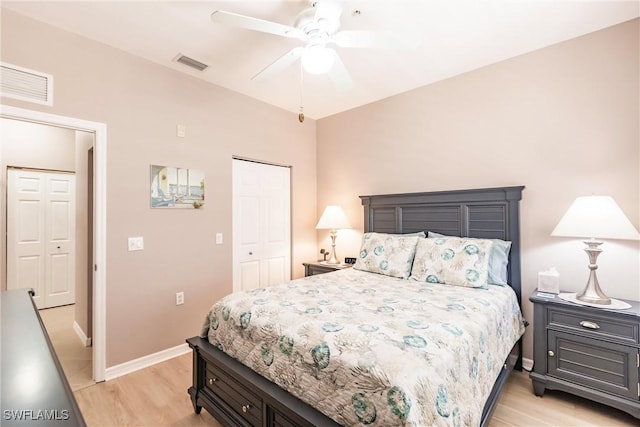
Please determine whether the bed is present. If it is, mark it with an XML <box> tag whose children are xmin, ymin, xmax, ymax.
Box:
<box><xmin>187</xmin><ymin>186</ymin><xmax>526</xmax><ymax>427</ymax></box>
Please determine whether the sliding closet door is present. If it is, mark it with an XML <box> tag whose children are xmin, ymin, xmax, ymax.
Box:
<box><xmin>232</xmin><ymin>159</ymin><xmax>291</xmax><ymax>292</ymax></box>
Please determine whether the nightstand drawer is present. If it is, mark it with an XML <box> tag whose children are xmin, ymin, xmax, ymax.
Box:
<box><xmin>548</xmin><ymin>330</ymin><xmax>639</xmax><ymax>400</ymax></box>
<box><xmin>548</xmin><ymin>306</ymin><xmax>640</xmax><ymax>345</ymax></box>
<box><xmin>303</xmin><ymin>262</ymin><xmax>351</xmax><ymax>277</ymax></box>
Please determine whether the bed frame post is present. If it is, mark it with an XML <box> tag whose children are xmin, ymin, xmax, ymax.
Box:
<box><xmin>187</xmin><ymin>339</ymin><xmax>203</xmax><ymax>414</ymax></box>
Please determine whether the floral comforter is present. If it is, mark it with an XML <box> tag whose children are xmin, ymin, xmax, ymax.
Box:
<box><xmin>200</xmin><ymin>268</ymin><xmax>525</xmax><ymax>426</ymax></box>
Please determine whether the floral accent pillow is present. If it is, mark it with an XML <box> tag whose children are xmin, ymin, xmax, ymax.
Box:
<box><xmin>353</xmin><ymin>232</ymin><xmax>420</xmax><ymax>279</ymax></box>
<box><xmin>410</xmin><ymin>237</ymin><xmax>493</xmax><ymax>288</ymax></box>
<box><xmin>428</xmin><ymin>232</ymin><xmax>512</xmax><ymax>286</ymax></box>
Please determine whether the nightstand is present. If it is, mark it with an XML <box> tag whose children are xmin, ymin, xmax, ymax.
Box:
<box><xmin>303</xmin><ymin>261</ymin><xmax>351</xmax><ymax>277</ymax></box>
<box><xmin>529</xmin><ymin>290</ymin><xmax>640</xmax><ymax>419</ymax></box>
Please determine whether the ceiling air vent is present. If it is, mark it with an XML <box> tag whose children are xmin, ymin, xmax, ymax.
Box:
<box><xmin>174</xmin><ymin>53</ymin><xmax>209</xmax><ymax>72</ymax></box>
<box><xmin>1</xmin><ymin>62</ymin><xmax>53</xmax><ymax>106</ymax></box>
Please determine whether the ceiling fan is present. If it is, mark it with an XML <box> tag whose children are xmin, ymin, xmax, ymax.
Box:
<box><xmin>210</xmin><ymin>0</ymin><xmax>420</xmax><ymax>91</ymax></box>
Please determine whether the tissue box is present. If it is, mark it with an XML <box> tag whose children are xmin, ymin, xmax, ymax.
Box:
<box><xmin>538</xmin><ymin>268</ymin><xmax>560</xmax><ymax>294</ymax></box>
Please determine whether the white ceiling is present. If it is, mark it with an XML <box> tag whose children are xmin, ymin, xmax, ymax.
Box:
<box><xmin>3</xmin><ymin>1</ymin><xmax>639</xmax><ymax>119</ymax></box>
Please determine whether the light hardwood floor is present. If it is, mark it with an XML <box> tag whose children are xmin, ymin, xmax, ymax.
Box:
<box><xmin>39</xmin><ymin>304</ymin><xmax>94</xmax><ymax>391</ymax></box>
<box><xmin>74</xmin><ymin>352</ymin><xmax>221</xmax><ymax>427</ymax></box>
<box><xmin>74</xmin><ymin>354</ymin><xmax>638</xmax><ymax>426</ymax></box>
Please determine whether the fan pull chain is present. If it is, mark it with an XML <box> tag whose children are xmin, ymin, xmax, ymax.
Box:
<box><xmin>298</xmin><ymin>60</ymin><xmax>305</xmax><ymax>123</ymax></box>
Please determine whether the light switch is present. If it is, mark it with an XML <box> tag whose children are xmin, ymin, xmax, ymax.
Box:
<box><xmin>176</xmin><ymin>124</ymin><xmax>186</xmax><ymax>138</ymax></box>
<box><xmin>215</xmin><ymin>233</ymin><xmax>223</xmax><ymax>245</ymax></box>
<box><xmin>128</xmin><ymin>236</ymin><xmax>144</xmax><ymax>251</ymax></box>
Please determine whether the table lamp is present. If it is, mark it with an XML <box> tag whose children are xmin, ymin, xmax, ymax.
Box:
<box><xmin>316</xmin><ymin>205</ymin><xmax>351</xmax><ymax>264</ymax></box>
<box><xmin>551</xmin><ymin>195</ymin><xmax>640</xmax><ymax>305</ymax></box>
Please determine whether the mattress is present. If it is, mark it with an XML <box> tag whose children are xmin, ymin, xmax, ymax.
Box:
<box><xmin>201</xmin><ymin>268</ymin><xmax>525</xmax><ymax>426</ymax></box>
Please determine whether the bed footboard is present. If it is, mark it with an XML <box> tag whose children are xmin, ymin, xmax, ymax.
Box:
<box><xmin>188</xmin><ymin>336</ymin><xmax>519</xmax><ymax>427</ymax></box>
<box><xmin>187</xmin><ymin>336</ymin><xmax>341</xmax><ymax>427</ymax></box>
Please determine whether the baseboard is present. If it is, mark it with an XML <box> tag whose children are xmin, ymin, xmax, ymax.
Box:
<box><xmin>104</xmin><ymin>343</ymin><xmax>190</xmax><ymax>381</ymax></box>
<box><xmin>72</xmin><ymin>321</ymin><xmax>92</xmax><ymax>347</ymax></box>
<box><xmin>522</xmin><ymin>357</ymin><xmax>533</xmax><ymax>372</ymax></box>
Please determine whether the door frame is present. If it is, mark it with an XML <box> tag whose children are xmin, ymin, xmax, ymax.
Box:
<box><xmin>0</xmin><ymin>104</ymin><xmax>107</xmax><ymax>382</ymax></box>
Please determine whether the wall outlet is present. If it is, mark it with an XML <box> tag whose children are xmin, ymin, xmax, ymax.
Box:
<box><xmin>176</xmin><ymin>291</ymin><xmax>184</xmax><ymax>305</ymax></box>
<box><xmin>215</xmin><ymin>233</ymin><xmax>223</xmax><ymax>244</ymax></box>
<box><xmin>344</xmin><ymin>257</ymin><xmax>357</xmax><ymax>264</ymax></box>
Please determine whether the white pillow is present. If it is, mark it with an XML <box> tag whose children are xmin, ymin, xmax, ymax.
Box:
<box><xmin>410</xmin><ymin>237</ymin><xmax>493</xmax><ymax>289</ymax></box>
<box><xmin>428</xmin><ymin>232</ymin><xmax>511</xmax><ymax>286</ymax></box>
<box><xmin>353</xmin><ymin>232</ymin><xmax>420</xmax><ymax>279</ymax></box>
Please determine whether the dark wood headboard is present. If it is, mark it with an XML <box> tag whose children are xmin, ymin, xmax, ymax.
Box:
<box><xmin>360</xmin><ymin>186</ymin><xmax>525</xmax><ymax>303</ymax></box>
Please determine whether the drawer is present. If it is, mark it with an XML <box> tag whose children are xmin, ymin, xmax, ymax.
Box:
<box><xmin>548</xmin><ymin>306</ymin><xmax>639</xmax><ymax>345</ymax></box>
<box><xmin>307</xmin><ymin>265</ymin><xmax>335</xmax><ymax>276</ymax></box>
<box><xmin>268</xmin><ymin>407</ymin><xmax>299</xmax><ymax>427</ymax></box>
<box><xmin>548</xmin><ymin>330</ymin><xmax>639</xmax><ymax>400</ymax></box>
<box><xmin>205</xmin><ymin>363</ymin><xmax>263</xmax><ymax>426</ymax></box>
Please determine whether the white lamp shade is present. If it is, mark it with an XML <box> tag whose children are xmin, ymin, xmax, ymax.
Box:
<box><xmin>316</xmin><ymin>205</ymin><xmax>351</xmax><ymax>230</ymax></box>
<box><xmin>551</xmin><ymin>195</ymin><xmax>640</xmax><ymax>240</ymax></box>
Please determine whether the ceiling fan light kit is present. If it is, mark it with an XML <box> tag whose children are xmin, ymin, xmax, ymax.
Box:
<box><xmin>301</xmin><ymin>46</ymin><xmax>335</xmax><ymax>74</ymax></box>
<box><xmin>210</xmin><ymin>0</ymin><xmax>418</xmax><ymax>89</ymax></box>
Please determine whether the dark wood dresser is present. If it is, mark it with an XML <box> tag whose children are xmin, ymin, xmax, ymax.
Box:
<box><xmin>1</xmin><ymin>289</ymin><xmax>86</xmax><ymax>426</ymax></box>
<box><xmin>530</xmin><ymin>290</ymin><xmax>640</xmax><ymax>419</ymax></box>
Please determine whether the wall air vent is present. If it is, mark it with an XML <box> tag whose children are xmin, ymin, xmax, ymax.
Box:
<box><xmin>174</xmin><ymin>53</ymin><xmax>209</xmax><ymax>72</ymax></box>
<box><xmin>1</xmin><ymin>62</ymin><xmax>53</xmax><ymax>106</ymax></box>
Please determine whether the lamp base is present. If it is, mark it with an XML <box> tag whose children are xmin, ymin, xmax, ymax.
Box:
<box><xmin>576</xmin><ymin>292</ymin><xmax>611</xmax><ymax>305</ymax></box>
<box><xmin>326</xmin><ymin>229</ymin><xmax>340</xmax><ymax>264</ymax></box>
<box><xmin>576</xmin><ymin>240</ymin><xmax>611</xmax><ymax>305</ymax></box>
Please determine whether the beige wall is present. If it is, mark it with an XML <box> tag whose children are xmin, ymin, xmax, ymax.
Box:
<box><xmin>317</xmin><ymin>19</ymin><xmax>640</xmax><ymax>361</ymax></box>
<box><xmin>1</xmin><ymin>9</ymin><xmax>317</xmax><ymax>367</ymax></box>
<box><xmin>1</xmin><ymin>118</ymin><xmax>76</xmax><ymax>172</ymax></box>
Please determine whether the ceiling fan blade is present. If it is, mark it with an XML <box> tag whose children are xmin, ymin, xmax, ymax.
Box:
<box><xmin>333</xmin><ymin>30</ymin><xmax>421</xmax><ymax>49</ymax></box>
<box><xmin>211</xmin><ymin>10</ymin><xmax>304</xmax><ymax>39</ymax></box>
<box><xmin>252</xmin><ymin>47</ymin><xmax>304</xmax><ymax>81</ymax></box>
<box><xmin>314</xmin><ymin>0</ymin><xmax>343</xmax><ymax>24</ymax></box>
<box><xmin>327</xmin><ymin>49</ymin><xmax>353</xmax><ymax>91</ymax></box>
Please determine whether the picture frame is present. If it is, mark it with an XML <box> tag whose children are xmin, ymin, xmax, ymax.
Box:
<box><xmin>150</xmin><ymin>165</ymin><xmax>204</xmax><ymax>209</ymax></box>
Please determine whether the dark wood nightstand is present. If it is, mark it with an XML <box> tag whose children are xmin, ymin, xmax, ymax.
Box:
<box><xmin>529</xmin><ymin>290</ymin><xmax>640</xmax><ymax>419</ymax></box>
<box><xmin>303</xmin><ymin>261</ymin><xmax>351</xmax><ymax>277</ymax></box>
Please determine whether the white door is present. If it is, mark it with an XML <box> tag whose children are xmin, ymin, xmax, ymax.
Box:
<box><xmin>7</xmin><ymin>169</ymin><xmax>76</xmax><ymax>309</ymax></box>
<box><xmin>232</xmin><ymin>159</ymin><xmax>291</xmax><ymax>292</ymax></box>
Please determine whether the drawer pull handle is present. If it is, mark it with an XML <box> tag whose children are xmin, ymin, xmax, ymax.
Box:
<box><xmin>580</xmin><ymin>320</ymin><xmax>600</xmax><ymax>330</ymax></box>
<box><xmin>242</xmin><ymin>404</ymin><xmax>251</xmax><ymax>413</ymax></box>
<box><xmin>548</xmin><ymin>350</ymin><xmax>555</xmax><ymax>357</ymax></box>
<box><xmin>208</xmin><ymin>377</ymin><xmax>218</xmax><ymax>385</ymax></box>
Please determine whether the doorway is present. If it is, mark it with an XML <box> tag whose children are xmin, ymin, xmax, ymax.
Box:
<box><xmin>232</xmin><ymin>158</ymin><xmax>291</xmax><ymax>292</ymax></box>
<box><xmin>0</xmin><ymin>104</ymin><xmax>107</xmax><ymax>382</ymax></box>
